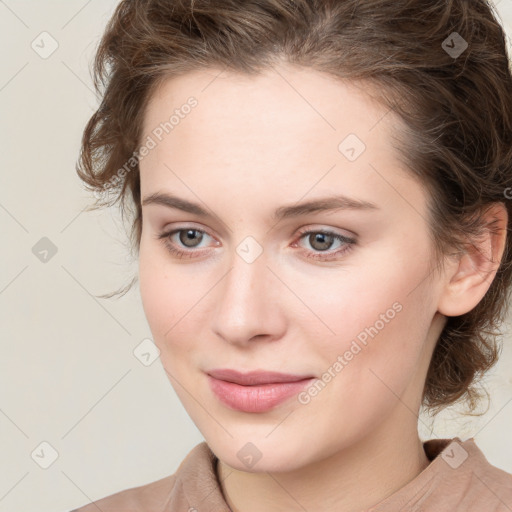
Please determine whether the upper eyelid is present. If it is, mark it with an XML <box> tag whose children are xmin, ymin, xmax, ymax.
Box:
<box><xmin>163</xmin><ymin>221</ymin><xmax>354</xmax><ymax>236</ymax></box>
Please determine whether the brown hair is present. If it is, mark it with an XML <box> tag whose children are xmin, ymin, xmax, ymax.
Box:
<box><xmin>76</xmin><ymin>0</ymin><xmax>512</xmax><ymax>416</ymax></box>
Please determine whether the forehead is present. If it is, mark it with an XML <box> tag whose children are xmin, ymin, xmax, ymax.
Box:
<box><xmin>142</xmin><ymin>64</ymin><xmax>392</xmax><ymax>144</ymax></box>
<box><xmin>150</xmin><ymin>63</ymin><xmax>387</xmax><ymax>126</ymax></box>
<box><xmin>138</xmin><ymin>64</ymin><xmax>426</xmax><ymax>217</ymax></box>
<box><xmin>141</xmin><ymin>65</ymin><xmax>397</xmax><ymax>163</ymax></box>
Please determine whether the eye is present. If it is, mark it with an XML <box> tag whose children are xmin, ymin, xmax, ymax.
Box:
<box><xmin>155</xmin><ymin>226</ymin><xmax>356</xmax><ymax>261</ymax></box>
<box><xmin>293</xmin><ymin>228</ymin><xmax>356</xmax><ymax>261</ymax></box>
<box><xmin>156</xmin><ymin>227</ymin><xmax>215</xmax><ymax>259</ymax></box>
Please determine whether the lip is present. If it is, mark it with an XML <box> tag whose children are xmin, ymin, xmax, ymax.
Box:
<box><xmin>206</xmin><ymin>369</ymin><xmax>316</xmax><ymax>413</ymax></box>
<box><xmin>207</xmin><ymin>368</ymin><xmax>314</xmax><ymax>385</ymax></box>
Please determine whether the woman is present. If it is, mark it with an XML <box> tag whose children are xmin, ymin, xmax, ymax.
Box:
<box><xmin>71</xmin><ymin>0</ymin><xmax>512</xmax><ymax>510</ymax></box>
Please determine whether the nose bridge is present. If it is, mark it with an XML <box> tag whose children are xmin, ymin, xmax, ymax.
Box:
<box><xmin>212</xmin><ymin>238</ymin><xmax>283</xmax><ymax>343</ymax></box>
<box><xmin>221</xmin><ymin>241</ymin><xmax>271</xmax><ymax>314</ymax></box>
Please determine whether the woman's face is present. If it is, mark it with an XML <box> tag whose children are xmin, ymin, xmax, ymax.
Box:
<box><xmin>138</xmin><ymin>63</ymin><xmax>447</xmax><ymax>472</ymax></box>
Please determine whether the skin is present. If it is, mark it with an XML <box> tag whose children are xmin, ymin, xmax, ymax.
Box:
<box><xmin>137</xmin><ymin>62</ymin><xmax>507</xmax><ymax>512</ymax></box>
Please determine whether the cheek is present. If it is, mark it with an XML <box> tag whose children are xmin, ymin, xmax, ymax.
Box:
<box><xmin>138</xmin><ymin>240</ymin><xmax>184</xmax><ymax>348</ymax></box>
<box><xmin>291</xmin><ymin>303</ymin><xmax>430</xmax><ymax>456</ymax></box>
<box><xmin>138</xmin><ymin>239</ymin><xmax>212</xmax><ymax>370</ymax></box>
<box><xmin>311</xmin><ymin>229</ymin><xmax>435</xmax><ymax>351</ymax></box>
<box><xmin>297</xmin><ymin>259</ymin><xmax>428</xmax><ymax>354</ymax></box>
<box><xmin>299</xmin><ymin>253</ymin><xmax>435</xmax><ymax>422</ymax></box>
<box><xmin>139</xmin><ymin>249</ymin><xmax>167</xmax><ymax>336</ymax></box>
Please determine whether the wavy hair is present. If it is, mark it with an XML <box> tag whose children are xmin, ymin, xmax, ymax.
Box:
<box><xmin>76</xmin><ymin>0</ymin><xmax>512</xmax><ymax>416</ymax></box>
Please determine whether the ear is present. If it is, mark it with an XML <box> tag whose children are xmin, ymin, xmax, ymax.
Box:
<box><xmin>437</xmin><ymin>202</ymin><xmax>508</xmax><ymax>317</ymax></box>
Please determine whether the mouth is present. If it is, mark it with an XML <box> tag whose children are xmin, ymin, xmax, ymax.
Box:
<box><xmin>206</xmin><ymin>368</ymin><xmax>315</xmax><ymax>386</ymax></box>
<box><xmin>206</xmin><ymin>369</ymin><xmax>316</xmax><ymax>413</ymax></box>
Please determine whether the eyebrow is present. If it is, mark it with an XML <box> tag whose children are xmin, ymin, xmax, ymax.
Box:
<box><xmin>141</xmin><ymin>192</ymin><xmax>379</xmax><ymax>222</ymax></box>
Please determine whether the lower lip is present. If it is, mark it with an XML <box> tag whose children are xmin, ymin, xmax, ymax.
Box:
<box><xmin>207</xmin><ymin>375</ymin><xmax>315</xmax><ymax>413</ymax></box>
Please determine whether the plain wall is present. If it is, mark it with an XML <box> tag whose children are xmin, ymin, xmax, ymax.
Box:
<box><xmin>0</xmin><ymin>1</ymin><xmax>511</xmax><ymax>511</ymax></box>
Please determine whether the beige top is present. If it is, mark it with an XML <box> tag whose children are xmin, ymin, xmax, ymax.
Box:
<box><xmin>71</xmin><ymin>437</ymin><xmax>512</xmax><ymax>511</ymax></box>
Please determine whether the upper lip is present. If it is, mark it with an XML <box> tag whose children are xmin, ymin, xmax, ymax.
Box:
<box><xmin>207</xmin><ymin>368</ymin><xmax>314</xmax><ymax>386</ymax></box>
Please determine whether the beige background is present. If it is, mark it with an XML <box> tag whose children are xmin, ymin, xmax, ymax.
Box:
<box><xmin>1</xmin><ymin>1</ymin><xmax>511</xmax><ymax>511</ymax></box>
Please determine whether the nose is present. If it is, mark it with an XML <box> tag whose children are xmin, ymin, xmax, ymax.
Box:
<box><xmin>211</xmin><ymin>249</ymin><xmax>287</xmax><ymax>347</ymax></box>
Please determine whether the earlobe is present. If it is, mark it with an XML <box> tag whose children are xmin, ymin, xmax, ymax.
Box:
<box><xmin>437</xmin><ymin>202</ymin><xmax>508</xmax><ymax>317</ymax></box>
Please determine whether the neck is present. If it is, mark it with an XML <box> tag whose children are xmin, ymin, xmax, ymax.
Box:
<box><xmin>217</xmin><ymin>414</ymin><xmax>430</xmax><ymax>512</ymax></box>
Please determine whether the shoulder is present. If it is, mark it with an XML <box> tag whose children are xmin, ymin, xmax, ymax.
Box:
<box><xmin>370</xmin><ymin>437</ymin><xmax>512</xmax><ymax>512</ymax></box>
<box><xmin>70</xmin><ymin>442</ymin><xmax>218</xmax><ymax>512</ymax></box>
<box><xmin>70</xmin><ymin>473</ymin><xmax>179</xmax><ymax>512</ymax></box>
<box><xmin>427</xmin><ymin>437</ymin><xmax>512</xmax><ymax>510</ymax></box>
<box><xmin>463</xmin><ymin>438</ymin><xmax>512</xmax><ymax>508</ymax></box>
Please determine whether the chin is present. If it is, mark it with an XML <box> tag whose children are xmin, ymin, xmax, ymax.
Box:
<box><xmin>206</xmin><ymin>433</ymin><xmax>319</xmax><ymax>474</ymax></box>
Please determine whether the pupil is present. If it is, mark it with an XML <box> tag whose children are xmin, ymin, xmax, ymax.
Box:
<box><xmin>181</xmin><ymin>229</ymin><xmax>202</xmax><ymax>247</ymax></box>
<box><xmin>312</xmin><ymin>233</ymin><xmax>332</xmax><ymax>251</ymax></box>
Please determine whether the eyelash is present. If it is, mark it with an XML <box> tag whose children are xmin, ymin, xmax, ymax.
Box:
<box><xmin>155</xmin><ymin>226</ymin><xmax>356</xmax><ymax>261</ymax></box>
